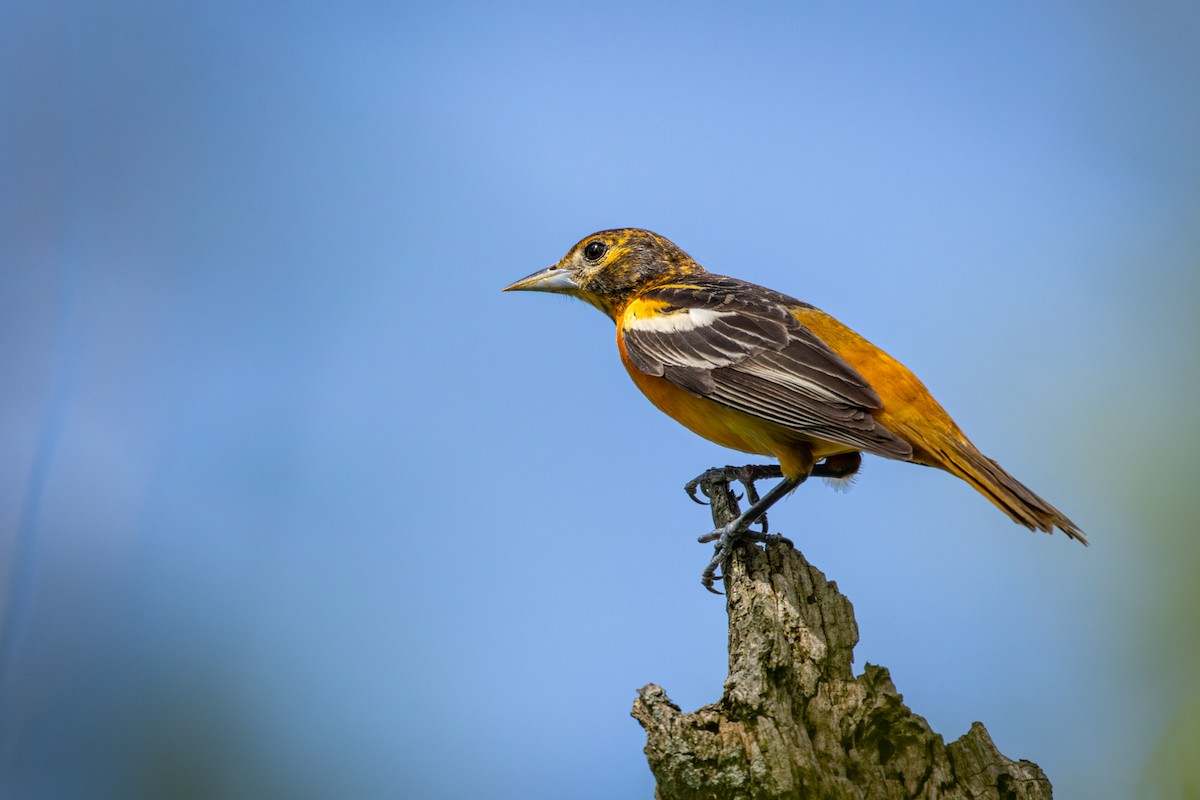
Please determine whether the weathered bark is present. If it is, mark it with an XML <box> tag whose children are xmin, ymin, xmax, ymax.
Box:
<box><xmin>631</xmin><ymin>473</ymin><xmax>1052</xmax><ymax>800</ymax></box>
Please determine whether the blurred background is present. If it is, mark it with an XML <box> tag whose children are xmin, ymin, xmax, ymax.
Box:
<box><xmin>2</xmin><ymin>2</ymin><xmax>1198</xmax><ymax>798</ymax></box>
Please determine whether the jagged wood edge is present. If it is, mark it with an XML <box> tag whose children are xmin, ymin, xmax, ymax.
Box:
<box><xmin>631</xmin><ymin>475</ymin><xmax>1053</xmax><ymax>800</ymax></box>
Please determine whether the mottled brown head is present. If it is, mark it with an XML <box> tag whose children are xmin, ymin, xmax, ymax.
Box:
<box><xmin>502</xmin><ymin>229</ymin><xmax>706</xmax><ymax>318</ymax></box>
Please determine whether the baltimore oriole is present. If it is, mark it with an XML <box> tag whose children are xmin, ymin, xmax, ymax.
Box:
<box><xmin>504</xmin><ymin>229</ymin><xmax>1086</xmax><ymax>587</ymax></box>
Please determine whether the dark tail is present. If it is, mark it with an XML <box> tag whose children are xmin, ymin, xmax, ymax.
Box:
<box><xmin>932</xmin><ymin>438</ymin><xmax>1087</xmax><ymax>544</ymax></box>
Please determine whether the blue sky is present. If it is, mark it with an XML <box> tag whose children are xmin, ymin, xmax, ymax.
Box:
<box><xmin>2</xmin><ymin>2</ymin><xmax>1198</xmax><ymax>798</ymax></box>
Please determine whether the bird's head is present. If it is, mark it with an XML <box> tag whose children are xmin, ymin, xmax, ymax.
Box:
<box><xmin>503</xmin><ymin>228</ymin><xmax>704</xmax><ymax>318</ymax></box>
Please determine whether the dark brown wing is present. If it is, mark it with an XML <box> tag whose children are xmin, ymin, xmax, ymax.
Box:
<box><xmin>621</xmin><ymin>278</ymin><xmax>913</xmax><ymax>459</ymax></box>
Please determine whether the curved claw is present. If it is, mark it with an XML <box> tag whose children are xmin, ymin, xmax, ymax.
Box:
<box><xmin>687</xmin><ymin>467</ymin><xmax>761</xmax><ymax>507</ymax></box>
<box><xmin>700</xmin><ymin>531</ymin><xmax>794</xmax><ymax>592</ymax></box>
<box><xmin>684</xmin><ymin>473</ymin><xmax>719</xmax><ymax>505</ymax></box>
<box><xmin>738</xmin><ymin>474</ymin><xmax>762</xmax><ymax>504</ymax></box>
<box><xmin>684</xmin><ymin>481</ymin><xmax>710</xmax><ymax>505</ymax></box>
<box><xmin>701</xmin><ymin>571</ymin><xmax>724</xmax><ymax>594</ymax></box>
<box><xmin>700</xmin><ymin>549</ymin><xmax>728</xmax><ymax>594</ymax></box>
<box><xmin>698</xmin><ymin>518</ymin><xmax>744</xmax><ymax>591</ymax></box>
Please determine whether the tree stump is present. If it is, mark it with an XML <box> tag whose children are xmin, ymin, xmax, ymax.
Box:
<box><xmin>631</xmin><ymin>471</ymin><xmax>1052</xmax><ymax>800</ymax></box>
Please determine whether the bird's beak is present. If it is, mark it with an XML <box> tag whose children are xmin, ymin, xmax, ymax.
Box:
<box><xmin>502</xmin><ymin>266</ymin><xmax>579</xmax><ymax>294</ymax></box>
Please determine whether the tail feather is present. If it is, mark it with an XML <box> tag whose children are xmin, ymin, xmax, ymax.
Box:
<box><xmin>931</xmin><ymin>439</ymin><xmax>1087</xmax><ymax>545</ymax></box>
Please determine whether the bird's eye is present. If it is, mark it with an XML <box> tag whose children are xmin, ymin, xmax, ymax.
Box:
<box><xmin>583</xmin><ymin>241</ymin><xmax>608</xmax><ymax>261</ymax></box>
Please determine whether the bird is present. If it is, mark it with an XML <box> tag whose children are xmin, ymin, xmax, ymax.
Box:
<box><xmin>503</xmin><ymin>228</ymin><xmax>1086</xmax><ymax>589</ymax></box>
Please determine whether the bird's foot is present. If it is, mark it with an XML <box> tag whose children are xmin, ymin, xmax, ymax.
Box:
<box><xmin>687</xmin><ymin>465</ymin><xmax>778</xmax><ymax>543</ymax></box>
<box><xmin>696</xmin><ymin>510</ymin><xmax>796</xmax><ymax>592</ymax></box>
<box><xmin>684</xmin><ymin>464</ymin><xmax>783</xmax><ymax>506</ymax></box>
<box><xmin>698</xmin><ymin>515</ymin><xmax>793</xmax><ymax>593</ymax></box>
<box><xmin>689</xmin><ymin>464</ymin><xmax>811</xmax><ymax>594</ymax></box>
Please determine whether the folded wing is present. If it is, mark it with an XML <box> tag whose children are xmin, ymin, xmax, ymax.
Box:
<box><xmin>622</xmin><ymin>279</ymin><xmax>913</xmax><ymax>459</ymax></box>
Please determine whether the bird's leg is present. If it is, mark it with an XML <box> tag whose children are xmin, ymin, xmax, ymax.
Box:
<box><xmin>685</xmin><ymin>457</ymin><xmax>859</xmax><ymax>503</ymax></box>
<box><xmin>688</xmin><ymin>454</ymin><xmax>861</xmax><ymax>593</ymax></box>
<box><xmin>696</xmin><ymin>472</ymin><xmax>805</xmax><ymax>545</ymax></box>
<box><xmin>741</xmin><ymin>474</ymin><xmax>766</xmax><ymax>533</ymax></box>
<box><xmin>698</xmin><ymin>472</ymin><xmax>807</xmax><ymax>593</ymax></box>
<box><xmin>686</xmin><ymin>466</ymin><xmax>781</xmax><ymax>544</ymax></box>
<box><xmin>746</xmin><ymin>455</ymin><xmax>859</xmax><ymax>535</ymax></box>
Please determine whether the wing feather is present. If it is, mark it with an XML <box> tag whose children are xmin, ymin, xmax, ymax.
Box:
<box><xmin>622</xmin><ymin>279</ymin><xmax>912</xmax><ymax>459</ymax></box>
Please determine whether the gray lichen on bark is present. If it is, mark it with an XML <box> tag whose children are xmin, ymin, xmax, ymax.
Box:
<box><xmin>631</xmin><ymin>473</ymin><xmax>1053</xmax><ymax>800</ymax></box>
